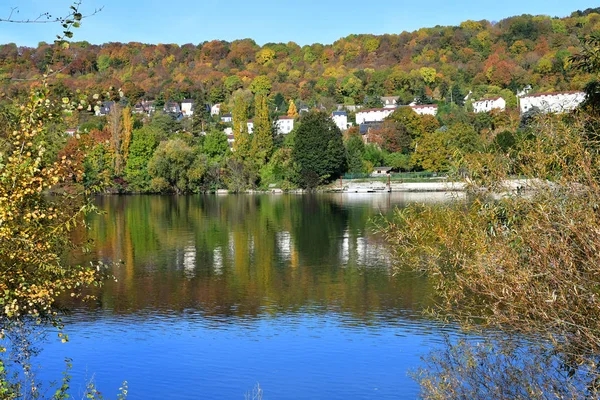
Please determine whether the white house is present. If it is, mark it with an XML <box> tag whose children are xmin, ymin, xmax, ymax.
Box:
<box><xmin>381</xmin><ymin>96</ymin><xmax>400</xmax><ymax>109</ymax></box>
<box><xmin>473</xmin><ymin>97</ymin><xmax>506</xmax><ymax>113</ymax></box>
<box><xmin>181</xmin><ymin>99</ymin><xmax>194</xmax><ymax>117</ymax></box>
<box><xmin>331</xmin><ymin>111</ymin><xmax>349</xmax><ymax>131</ymax></box>
<box><xmin>247</xmin><ymin>120</ymin><xmax>254</xmax><ymax>134</ymax></box>
<box><xmin>409</xmin><ymin>104</ymin><xmax>438</xmax><ymax>116</ymax></box>
<box><xmin>276</xmin><ymin>116</ymin><xmax>294</xmax><ymax>134</ymax></box>
<box><xmin>211</xmin><ymin>104</ymin><xmax>221</xmax><ymax>116</ymax></box>
<box><xmin>519</xmin><ymin>91</ymin><xmax>586</xmax><ymax>114</ymax></box>
<box><xmin>221</xmin><ymin>113</ymin><xmax>233</xmax><ymax>123</ymax></box>
<box><xmin>355</xmin><ymin>108</ymin><xmax>395</xmax><ymax>124</ymax></box>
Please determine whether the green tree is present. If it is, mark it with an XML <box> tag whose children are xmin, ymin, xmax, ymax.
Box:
<box><xmin>147</xmin><ymin>139</ymin><xmax>201</xmax><ymax>193</ymax></box>
<box><xmin>345</xmin><ymin>134</ymin><xmax>366</xmax><ymax>173</ymax></box>
<box><xmin>224</xmin><ymin>75</ymin><xmax>243</xmax><ymax>93</ymax></box>
<box><xmin>413</xmin><ymin>123</ymin><xmax>483</xmax><ymax>171</ymax></box>
<box><xmin>292</xmin><ymin>111</ymin><xmax>347</xmax><ymax>188</ymax></box>
<box><xmin>232</xmin><ymin>95</ymin><xmax>251</xmax><ymax>160</ymax></box>
<box><xmin>124</xmin><ymin>126</ymin><xmax>160</xmax><ymax>192</ymax></box>
<box><xmin>249</xmin><ymin>75</ymin><xmax>272</xmax><ymax>95</ymax></box>
<box><xmin>251</xmin><ymin>93</ymin><xmax>273</xmax><ymax>166</ymax></box>
<box><xmin>203</xmin><ymin>129</ymin><xmax>229</xmax><ymax>161</ymax></box>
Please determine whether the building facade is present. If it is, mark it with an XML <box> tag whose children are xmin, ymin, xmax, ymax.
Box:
<box><xmin>519</xmin><ymin>91</ymin><xmax>586</xmax><ymax>114</ymax></box>
<box><xmin>276</xmin><ymin>116</ymin><xmax>294</xmax><ymax>134</ymax></box>
<box><xmin>355</xmin><ymin>108</ymin><xmax>395</xmax><ymax>124</ymax></box>
<box><xmin>409</xmin><ymin>104</ymin><xmax>438</xmax><ymax>116</ymax></box>
<box><xmin>331</xmin><ymin>111</ymin><xmax>348</xmax><ymax>131</ymax></box>
<box><xmin>472</xmin><ymin>97</ymin><xmax>506</xmax><ymax>113</ymax></box>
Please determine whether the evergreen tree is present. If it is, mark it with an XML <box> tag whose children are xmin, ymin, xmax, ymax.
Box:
<box><xmin>232</xmin><ymin>95</ymin><xmax>251</xmax><ymax>160</ymax></box>
<box><xmin>288</xmin><ymin>99</ymin><xmax>299</xmax><ymax>118</ymax></box>
<box><xmin>292</xmin><ymin>111</ymin><xmax>347</xmax><ymax>188</ymax></box>
<box><xmin>251</xmin><ymin>93</ymin><xmax>273</xmax><ymax>166</ymax></box>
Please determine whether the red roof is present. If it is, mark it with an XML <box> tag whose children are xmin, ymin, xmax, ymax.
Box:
<box><xmin>522</xmin><ymin>91</ymin><xmax>585</xmax><ymax>99</ymax></box>
<box><xmin>278</xmin><ymin>116</ymin><xmax>294</xmax><ymax>120</ymax></box>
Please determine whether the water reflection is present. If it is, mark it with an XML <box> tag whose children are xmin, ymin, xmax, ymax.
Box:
<box><xmin>41</xmin><ymin>193</ymin><xmax>466</xmax><ymax>399</ymax></box>
<box><xmin>65</xmin><ymin>193</ymin><xmax>441</xmax><ymax>321</ymax></box>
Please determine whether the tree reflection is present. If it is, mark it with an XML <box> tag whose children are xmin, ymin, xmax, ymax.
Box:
<box><xmin>64</xmin><ymin>194</ymin><xmax>434</xmax><ymax>322</ymax></box>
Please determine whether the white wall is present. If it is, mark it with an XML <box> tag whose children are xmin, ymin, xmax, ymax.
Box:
<box><xmin>410</xmin><ymin>105</ymin><xmax>437</xmax><ymax>116</ymax></box>
<box><xmin>520</xmin><ymin>92</ymin><xmax>585</xmax><ymax>114</ymax></box>
<box><xmin>276</xmin><ymin>118</ymin><xmax>294</xmax><ymax>134</ymax></box>
<box><xmin>182</xmin><ymin>102</ymin><xmax>194</xmax><ymax>117</ymax></box>
<box><xmin>332</xmin><ymin>114</ymin><xmax>348</xmax><ymax>131</ymax></box>
<box><xmin>473</xmin><ymin>98</ymin><xmax>506</xmax><ymax>113</ymax></box>
<box><xmin>356</xmin><ymin>109</ymin><xmax>395</xmax><ymax>124</ymax></box>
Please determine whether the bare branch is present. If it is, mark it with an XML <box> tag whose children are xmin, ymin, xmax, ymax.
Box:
<box><xmin>0</xmin><ymin>2</ymin><xmax>103</xmax><ymax>24</ymax></box>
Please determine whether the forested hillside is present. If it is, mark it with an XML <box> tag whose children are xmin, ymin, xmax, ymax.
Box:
<box><xmin>2</xmin><ymin>7</ymin><xmax>600</xmax><ymax>108</ymax></box>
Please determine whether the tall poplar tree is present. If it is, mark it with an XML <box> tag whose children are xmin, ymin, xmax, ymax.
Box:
<box><xmin>121</xmin><ymin>106</ymin><xmax>133</xmax><ymax>164</ymax></box>
<box><xmin>251</xmin><ymin>93</ymin><xmax>273</xmax><ymax>166</ymax></box>
<box><xmin>232</xmin><ymin>95</ymin><xmax>251</xmax><ymax>160</ymax></box>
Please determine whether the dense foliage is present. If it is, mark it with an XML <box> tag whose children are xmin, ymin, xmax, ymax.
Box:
<box><xmin>2</xmin><ymin>9</ymin><xmax>600</xmax><ymax>109</ymax></box>
<box><xmin>292</xmin><ymin>111</ymin><xmax>346</xmax><ymax>188</ymax></box>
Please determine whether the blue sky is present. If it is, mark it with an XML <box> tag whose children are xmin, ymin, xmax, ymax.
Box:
<box><xmin>1</xmin><ymin>0</ymin><xmax>599</xmax><ymax>47</ymax></box>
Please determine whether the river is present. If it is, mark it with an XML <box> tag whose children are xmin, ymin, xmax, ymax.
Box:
<box><xmin>35</xmin><ymin>193</ymin><xmax>463</xmax><ymax>399</ymax></box>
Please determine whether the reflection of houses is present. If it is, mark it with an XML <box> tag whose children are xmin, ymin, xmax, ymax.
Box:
<box><xmin>339</xmin><ymin>228</ymin><xmax>393</xmax><ymax>269</ymax></box>
<box><xmin>519</xmin><ymin>91</ymin><xmax>585</xmax><ymax>114</ymax></box>
<box><xmin>473</xmin><ymin>97</ymin><xmax>506</xmax><ymax>113</ymax></box>
<box><xmin>95</xmin><ymin>101</ymin><xmax>115</xmax><ymax>116</ymax></box>
<box><xmin>381</xmin><ymin>96</ymin><xmax>400</xmax><ymax>108</ymax></box>
<box><xmin>409</xmin><ymin>104</ymin><xmax>437</xmax><ymax>116</ymax></box>
<box><xmin>331</xmin><ymin>111</ymin><xmax>349</xmax><ymax>131</ymax></box>
<box><xmin>221</xmin><ymin>113</ymin><xmax>233</xmax><ymax>123</ymax></box>
<box><xmin>181</xmin><ymin>99</ymin><xmax>195</xmax><ymax>117</ymax></box>
<box><xmin>356</xmin><ymin>108</ymin><xmax>395</xmax><ymax>124</ymax></box>
<box><xmin>276</xmin><ymin>116</ymin><xmax>294</xmax><ymax>134</ymax></box>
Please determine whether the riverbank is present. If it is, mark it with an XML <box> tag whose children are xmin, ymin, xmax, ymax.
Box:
<box><xmin>82</xmin><ymin>178</ymin><xmax>539</xmax><ymax>195</ymax></box>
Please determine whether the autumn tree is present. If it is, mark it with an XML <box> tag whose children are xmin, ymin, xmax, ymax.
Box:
<box><xmin>287</xmin><ymin>99</ymin><xmax>299</xmax><ymax>118</ymax></box>
<box><xmin>121</xmin><ymin>106</ymin><xmax>133</xmax><ymax>164</ymax></box>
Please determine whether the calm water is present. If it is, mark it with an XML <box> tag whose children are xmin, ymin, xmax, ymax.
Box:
<box><xmin>36</xmin><ymin>193</ymin><xmax>461</xmax><ymax>399</ymax></box>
